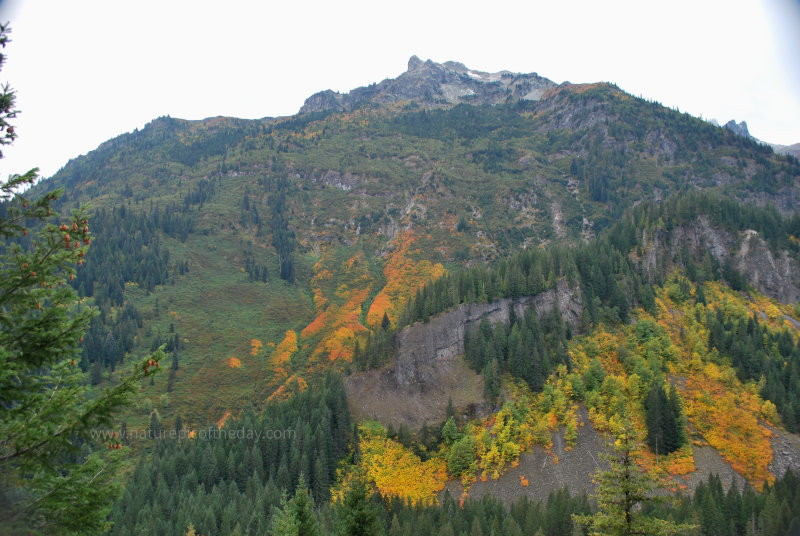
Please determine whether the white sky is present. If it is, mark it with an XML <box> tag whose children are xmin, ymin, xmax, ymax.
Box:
<box><xmin>0</xmin><ymin>0</ymin><xmax>798</xmax><ymax>180</ymax></box>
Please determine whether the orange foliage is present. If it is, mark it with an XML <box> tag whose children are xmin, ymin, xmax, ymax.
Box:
<box><xmin>683</xmin><ymin>366</ymin><xmax>774</xmax><ymax>488</ymax></box>
<box><xmin>655</xmin><ymin>281</ymin><xmax>776</xmax><ymax>489</ymax></box>
<box><xmin>228</xmin><ymin>357</ymin><xmax>242</xmax><ymax>368</ymax></box>
<box><xmin>303</xmin><ymin>287</ymin><xmax>370</xmax><ymax>362</ymax></box>
<box><xmin>366</xmin><ymin>230</ymin><xmax>445</xmax><ymax>328</ymax></box>
<box><xmin>217</xmin><ymin>411</ymin><xmax>231</xmax><ymax>429</ymax></box>
<box><xmin>250</xmin><ymin>339</ymin><xmax>264</xmax><ymax>357</ymax></box>
<box><xmin>564</xmin><ymin>277</ymin><xmax>784</xmax><ymax>489</ymax></box>
<box><xmin>267</xmin><ymin>374</ymin><xmax>308</xmax><ymax>403</ymax></box>
<box><xmin>300</xmin><ymin>310</ymin><xmax>329</xmax><ymax>338</ymax></box>
<box><xmin>520</xmin><ymin>475</ymin><xmax>529</xmax><ymax>487</ymax></box>
<box><xmin>300</xmin><ymin>250</ymin><xmax>372</xmax><ymax>364</ymax></box>
<box><xmin>637</xmin><ymin>445</ymin><xmax>695</xmax><ymax>482</ymax></box>
<box><xmin>268</xmin><ymin>330</ymin><xmax>297</xmax><ymax>386</ymax></box>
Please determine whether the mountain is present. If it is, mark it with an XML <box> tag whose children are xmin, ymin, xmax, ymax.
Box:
<box><xmin>299</xmin><ymin>55</ymin><xmax>557</xmax><ymax>113</ymax></box>
<box><xmin>724</xmin><ymin>119</ymin><xmax>753</xmax><ymax>139</ymax></box>
<box><xmin>772</xmin><ymin>142</ymin><xmax>800</xmax><ymax>159</ymax></box>
<box><xmin>18</xmin><ymin>57</ymin><xmax>800</xmax><ymax>534</ymax></box>
<box><xmin>721</xmin><ymin>118</ymin><xmax>800</xmax><ymax>159</ymax></box>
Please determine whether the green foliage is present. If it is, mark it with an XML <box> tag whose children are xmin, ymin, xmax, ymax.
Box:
<box><xmin>446</xmin><ymin>434</ymin><xmax>477</xmax><ymax>477</ymax></box>
<box><xmin>271</xmin><ymin>492</ymin><xmax>300</xmax><ymax>536</ymax></box>
<box><xmin>464</xmin><ymin>305</ymin><xmax>568</xmax><ymax>398</ymax></box>
<box><xmin>440</xmin><ymin>417</ymin><xmax>460</xmax><ymax>446</ymax></box>
<box><xmin>270</xmin><ymin>175</ymin><xmax>296</xmax><ymax>282</ymax></box>
<box><xmin>5</xmin><ymin>45</ymin><xmax>799</xmax><ymax>534</ymax></box>
<box><xmin>106</xmin><ymin>373</ymin><xmax>351</xmax><ymax>536</ymax></box>
<box><xmin>482</xmin><ymin>358</ymin><xmax>501</xmax><ymax>404</ymax></box>
<box><xmin>335</xmin><ymin>470</ymin><xmax>383</xmax><ymax>536</ymax></box>
<box><xmin>583</xmin><ymin>359</ymin><xmax>606</xmax><ymax>392</ymax></box>
<box><xmin>707</xmin><ymin>308</ymin><xmax>800</xmax><ymax>432</ymax></box>
<box><xmin>291</xmin><ymin>475</ymin><xmax>320</xmax><ymax>536</ymax></box>
<box><xmin>644</xmin><ymin>381</ymin><xmax>686</xmax><ymax>455</ymax></box>
<box><xmin>573</xmin><ymin>417</ymin><xmax>695</xmax><ymax>535</ymax></box>
<box><xmin>0</xmin><ymin>177</ymin><xmax>164</xmax><ymax>534</ymax></box>
<box><xmin>0</xmin><ymin>29</ymin><xmax>163</xmax><ymax>533</ymax></box>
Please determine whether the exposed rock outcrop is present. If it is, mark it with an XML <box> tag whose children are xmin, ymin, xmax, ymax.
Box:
<box><xmin>344</xmin><ymin>280</ymin><xmax>582</xmax><ymax>429</ymax></box>
<box><xmin>395</xmin><ymin>279</ymin><xmax>582</xmax><ymax>392</ymax></box>
<box><xmin>641</xmin><ymin>217</ymin><xmax>800</xmax><ymax>304</ymax></box>
<box><xmin>724</xmin><ymin>119</ymin><xmax>753</xmax><ymax>140</ymax></box>
<box><xmin>299</xmin><ymin>56</ymin><xmax>557</xmax><ymax>114</ymax></box>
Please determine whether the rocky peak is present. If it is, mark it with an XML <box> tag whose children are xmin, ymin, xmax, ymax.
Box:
<box><xmin>299</xmin><ymin>56</ymin><xmax>557</xmax><ymax>114</ymax></box>
<box><xmin>407</xmin><ymin>54</ymin><xmax>423</xmax><ymax>71</ymax></box>
<box><xmin>724</xmin><ymin>119</ymin><xmax>753</xmax><ymax>139</ymax></box>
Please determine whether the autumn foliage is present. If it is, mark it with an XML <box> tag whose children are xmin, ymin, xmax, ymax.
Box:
<box><xmin>301</xmin><ymin>251</ymin><xmax>371</xmax><ymax>363</ymax></box>
<box><xmin>269</xmin><ymin>330</ymin><xmax>298</xmax><ymax>384</ymax></box>
<box><xmin>366</xmin><ymin>230</ymin><xmax>445</xmax><ymax>329</ymax></box>
<box><xmin>358</xmin><ymin>422</ymin><xmax>447</xmax><ymax>505</ymax></box>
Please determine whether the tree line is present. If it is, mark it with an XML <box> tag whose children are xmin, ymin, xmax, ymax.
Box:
<box><xmin>107</xmin><ymin>373</ymin><xmax>352</xmax><ymax>535</ymax></box>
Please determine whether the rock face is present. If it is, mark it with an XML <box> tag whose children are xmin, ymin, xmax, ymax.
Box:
<box><xmin>724</xmin><ymin>119</ymin><xmax>753</xmax><ymax>139</ymax></box>
<box><xmin>299</xmin><ymin>56</ymin><xmax>557</xmax><ymax>114</ymax></box>
<box><xmin>344</xmin><ymin>280</ymin><xmax>582</xmax><ymax>429</ymax></box>
<box><xmin>394</xmin><ymin>279</ymin><xmax>582</xmax><ymax>392</ymax></box>
<box><xmin>769</xmin><ymin>425</ymin><xmax>800</xmax><ymax>479</ymax></box>
<box><xmin>723</xmin><ymin>118</ymin><xmax>800</xmax><ymax>159</ymax></box>
<box><xmin>641</xmin><ymin>217</ymin><xmax>800</xmax><ymax>304</ymax></box>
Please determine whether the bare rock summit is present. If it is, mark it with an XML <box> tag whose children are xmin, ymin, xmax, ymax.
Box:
<box><xmin>299</xmin><ymin>56</ymin><xmax>557</xmax><ymax>114</ymax></box>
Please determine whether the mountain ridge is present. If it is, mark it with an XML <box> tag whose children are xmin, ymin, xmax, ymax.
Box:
<box><xmin>11</xmin><ymin>53</ymin><xmax>800</xmax><ymax>533</ymax></box>
<box><xmin>299</xmin><ymin>55</ymin><xmax>558</xmax><ymax>114</ymax></box>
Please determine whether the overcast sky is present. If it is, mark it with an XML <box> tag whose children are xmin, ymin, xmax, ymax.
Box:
<box><xmin>0</xmin><ymin>0</ymin><xmax>798</xmax><ymax>180</ymax></box>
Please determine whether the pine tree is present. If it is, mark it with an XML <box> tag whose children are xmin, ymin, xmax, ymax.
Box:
<box><xmin>666</xmin><ymin>383</ymin><xmax>687</xmax><ymax>451</ymax></box>
<box><xmin>271</xmin><ymin>491</ymin><xmax>300</xmax><ymax>536</ymax></box>
<box><xmin>336</xmin><ymin>470</ymin><xmax>383</xmax><ymax>536</ymax></box>
<box><xmin>645</xmin><ymin>381</ymin><xmax>685</xmax><ymax>455</ymax></box>
<box><xmin>445</xmin><ymin>396</ymin><xmax>455</xmax><ymax>420</ymax></box>
<box><xmin>291</xmin><ymin>475</ymin><xmax>320</xmax><ymax>536</ymax></box>
<box><xmin>0</xmin><ymin>24</ymin><xmax>163</xmax><ymax>534</ymax></box>
<box><xmin>573</xmin><ymin>416</ymin><xmax>695</xmax><ymax>535</ymax></box>
<box><xmin>483</xmin><ymin>358</ymin><xmax>501</xmax><ymax>404</ymax></box>
<box><xmin>441</xmin><ymin>416</ymin><xmax>460</xmax><ymax>445</ymax></box>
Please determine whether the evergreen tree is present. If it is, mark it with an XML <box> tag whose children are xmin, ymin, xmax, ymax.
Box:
<box><xmin>645</xmin><ymin>381</ymin><xmax>685</xmax><ymax>455</ymax></box>
<box><xmin>336</xmin><ymin>470</ymin><xmax>383</xmax><ymax>536</ymax></box>
<box><xmin>0</xmin><ymin>25</ymin><xmax>162</xmax><ymax>534</ymax></box>
<box><xmin>291</xmin><ymin>475</ymin><xmax>320</xmax><ymax>536</ymax></box>
<box><xmin>445</xmin><ymin>396</ymin><xmax>455</xmax><ymax>420</ymax></box>
<box><xmin>573</xmin><ymin>416</ymin><xmax>695</xmax><ymax>535</ymax></box>
<box><xmin>271</xmin><ymin>491</ymin><xmax>300</xmax><ymax>536</ymax></box>
<box><xmin>441</xmin><ymin>416</ymin><xmax>460</xmax><ymax>445</ymax></box>
<box><xmin>483</xmin><ymin>358</ymin><xmax>501</xmax><ymax>404</ymax></box>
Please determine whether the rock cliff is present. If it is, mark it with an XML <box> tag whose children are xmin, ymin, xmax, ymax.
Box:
<box><xmin>394</xmin><ymin>279</ymin><xmax>583</xmax><ymax>392</ymax></box>
<box><xmin>299</xmin><ymin>56</ymin><xmax>557</xmax><ymax>114</ymax></box>
<box><xmin>344</xmin><ymin>280</ymin><xmax>582</xmax><ymax>429</ymax></box>
<box><xmin>641</xmin><ymin>217</ymin><xmax>800</xmax><ymax>304</ymax></box>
